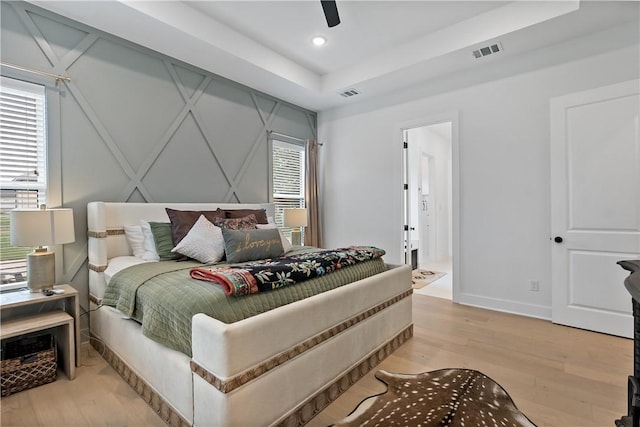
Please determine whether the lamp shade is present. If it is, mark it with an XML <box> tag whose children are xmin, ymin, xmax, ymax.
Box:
<box><xmin>284</xmin><ymin>208</ymin><xmax>308</xmax><ymax>228</ymax></box>
<box><xmin>10</xmin><ymin>208</ymin><xmax>75</xmax><ymax>247</ymax></box>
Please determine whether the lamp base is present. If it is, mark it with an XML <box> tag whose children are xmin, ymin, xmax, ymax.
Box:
<box><xmin>291</xmin><ymin>229</ymin><xmax>301</xmax><ymax>246</ymax></box>
<box><xmin>27</xmin><ymin>249</ymin><xmax>55</xmax><ymax>293</ymax></box>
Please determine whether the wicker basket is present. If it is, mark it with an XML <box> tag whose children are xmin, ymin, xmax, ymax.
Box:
<box><xmin>1</xmin><ymin>332</ymin><xmax>57</xmax><ymax>397</ymax></box>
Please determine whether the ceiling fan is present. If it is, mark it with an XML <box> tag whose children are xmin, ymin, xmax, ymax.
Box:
<box><xmin>321</xmin><ymin>0</ymin><xmax>341</xmax><ymax>27</ymax></box>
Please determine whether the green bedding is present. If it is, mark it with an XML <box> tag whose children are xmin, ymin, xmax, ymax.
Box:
<box><xmin>101</xmin><ymin>248</ymin><xmax>388</xmax><ymax>356</ymax></box>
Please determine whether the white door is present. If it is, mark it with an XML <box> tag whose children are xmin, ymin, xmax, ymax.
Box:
<box><xmin>551</xmin><ymin>80</ymin><xmax>640</xmax><ymax>338</ymax></box>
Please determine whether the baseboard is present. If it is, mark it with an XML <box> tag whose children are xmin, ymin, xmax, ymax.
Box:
<box><xmin>457</xmin><ymin>292</ymin><xmax>551</xmax><ymax>320</ymax></box>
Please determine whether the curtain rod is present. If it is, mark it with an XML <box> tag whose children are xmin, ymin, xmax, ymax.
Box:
<box><xmin>267</xmin><ymin>130</ymin><xmax>323</xmax><ymax>146</ymax></box>
<box><xmin>1</xmin><ymin>62</ymin><xmax>71</xmax><ymax>86</ymax></box>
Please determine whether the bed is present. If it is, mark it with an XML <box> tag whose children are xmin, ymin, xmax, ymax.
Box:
<box><xmin>87</xmin><ymin>202</ymin><xmax>413</xmax><ymax>427</ymax></box>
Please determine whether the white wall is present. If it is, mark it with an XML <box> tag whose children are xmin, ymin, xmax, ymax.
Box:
<box><xmin>318</xmin><ymin>41</ymin><xmax>639</xmax><ymax>319</ymax></box>
<box><xmin>419</xmin><ymin>125</ymin><xmax>451</xmax><ymax>261</ymax></box>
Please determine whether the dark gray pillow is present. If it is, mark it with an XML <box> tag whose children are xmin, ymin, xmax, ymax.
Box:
<box><xmin>222</xmin><ymin>228</ymin><xmax>284</xmax><ymax>263</ymax></box>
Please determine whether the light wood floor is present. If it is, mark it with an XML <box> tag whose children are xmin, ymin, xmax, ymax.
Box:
<box><xmin>1</xmin><ymin>294</ymin><xmax>633</xmax><ymax>427</ymax></box>
<box><xmin>1</xmin><ymin>343</ymin><xmax>166</xmax><ymax>427</ymax></box>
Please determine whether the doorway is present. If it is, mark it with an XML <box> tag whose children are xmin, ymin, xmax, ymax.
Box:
<box><xmin>403</xmin><ymin>120</ymin><xmax>456</xmax><ymax>300</ymax></box>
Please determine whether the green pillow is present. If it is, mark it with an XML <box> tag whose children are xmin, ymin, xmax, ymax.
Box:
<box><xmin>222</xmin><ymin>228</ymin><xmax>284</xmax><ymax>263</ymax></box>
<box><xmin>149</xmin><ymin>222</ymin><xmax>176</xmax><ymax>261</ymax></box>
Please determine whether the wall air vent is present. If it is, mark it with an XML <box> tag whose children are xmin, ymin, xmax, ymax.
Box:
<box><xmin>472</xmin><ymin>42</ymin><xmax>503</xmax><ymax>59</ymax></box>
<box><xmin>339</xmin><ymin>88</ymin><xmax>360</xmax><ymax>98</ymax></box>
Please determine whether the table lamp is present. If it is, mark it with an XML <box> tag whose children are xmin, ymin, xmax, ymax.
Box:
<box><xmin>10</xmin><ymin>205</ymin><xmax>75</xmax><ymax>293</ymax></box>
<box><xmin>284</xmin><ymin>208</ymin><xmax>307</xmax><ymax>246</ymax></box>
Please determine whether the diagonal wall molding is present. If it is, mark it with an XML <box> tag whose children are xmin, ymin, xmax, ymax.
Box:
<box><xmin>164</xmin><ymin>61</ymin><xmax>243</xmax><ymax>201</ymax></box>
<box><xmin>118</xmin><ymin>62</ymin><xmax>214</xmax><ymax>202</ymax></box>
<box><xmin>2</xmin><ymin>1</ymin><xmax>317</xmax><ymax>312</ymax></box>
<box><xmin>223</xmin><ymin>95</ymin><xmax>281</xmax><ymax>202</ymax></box>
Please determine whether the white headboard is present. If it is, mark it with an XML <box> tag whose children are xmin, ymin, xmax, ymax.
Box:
<box><xmin>87</xmin><ymin>201</ymin><xmax>274</xmax><ymax>301</ymax></box>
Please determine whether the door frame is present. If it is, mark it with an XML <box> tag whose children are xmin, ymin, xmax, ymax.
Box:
<box><xmin>398</xmin><ymin>111</ymin><xmax>460</xmax><ymax>302</ymax></box>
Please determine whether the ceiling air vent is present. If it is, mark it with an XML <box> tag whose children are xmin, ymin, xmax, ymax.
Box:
<box><xmin>339</xmin><ymin>88</ymin><xmax>360</xmax><ymax>98</ymax></box>
<box><xmin>472</xmin><ymin>42</ymin><xmax>503</xmax><ymax>59</ymax></box>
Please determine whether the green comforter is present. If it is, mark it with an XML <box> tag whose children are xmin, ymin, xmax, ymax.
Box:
<box><xmin>101</xmin><ymin>248</ymin><xmax>388</xmax><ymax>356</ymax></box>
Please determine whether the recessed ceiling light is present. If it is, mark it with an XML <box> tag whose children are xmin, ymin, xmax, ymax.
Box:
<box><xmin>312</xmin><ymin>36</ymin><xmax>326</xmax><ymax>47</ymax></box>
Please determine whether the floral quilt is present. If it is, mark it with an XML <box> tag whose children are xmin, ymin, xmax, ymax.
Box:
<box><xmin>189</xmin><ymin>246</ymin><xmax>385</xmax><ymax>296</ymax></box>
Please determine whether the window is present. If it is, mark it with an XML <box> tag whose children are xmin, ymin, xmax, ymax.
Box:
<box><xmin>0</xmin><ymin>76</ymin><xmax>47</xmax><ymax>285</ymax></box>
<box><xmin>271</xmin><ymin>139</ymin><xmax>305</xmax><ymax>241</ymax></box>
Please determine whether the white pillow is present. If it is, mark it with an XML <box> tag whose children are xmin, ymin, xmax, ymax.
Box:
<box><xmin>124</xmin><ymin>225</ymin><xmax>158</xmax><ymax>261</ymax></box>
<box><xmin>171</xmin><ymin>215</ymin><xmax>225</xmax><ymax>264</ymax></box>
<box><xmin>139</xmin><ymin>220</ymin><xmax>160</xmax><ymax>261</ymax></box>
<box><xmin>256</xmin><ymin>223</ymin><xmax>293</xmax><ymax>254</ymax></box>
<box><xmin>124</xmin><ymin>225</ymin><xmax>145</xmax><ymax>258</ymax></box>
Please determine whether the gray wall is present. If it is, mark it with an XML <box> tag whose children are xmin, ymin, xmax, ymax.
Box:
<box><xmin>1</xmin><ymin>1</ymin><xmax>317</xmax><ymax>311</ymax></box>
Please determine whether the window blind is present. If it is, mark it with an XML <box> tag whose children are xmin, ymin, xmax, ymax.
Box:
<box><xmin>272</xmin><ymin>140</ymin><xmax>305</xmax><ymax>241</ymax></box>
<box><xmin>0</xmin><ymin>76</ymin><xmax>47</xmax><ymax>285</ymax></box>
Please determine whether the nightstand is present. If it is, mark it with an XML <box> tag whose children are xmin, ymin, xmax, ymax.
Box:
<box><xmin>0</xmin><ymin>284</ymin><xmax>80</xmax><ymax>380</ymax></box>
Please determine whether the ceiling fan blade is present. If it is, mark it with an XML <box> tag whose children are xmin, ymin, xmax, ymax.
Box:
<box><xmin>321</xmin><ymin>0</ymin><xmax>341</xmax><ymax>27</ymax></box>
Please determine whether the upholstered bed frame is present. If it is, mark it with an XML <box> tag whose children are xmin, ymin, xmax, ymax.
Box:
<box><xmin>87</xmin><ymin>202</ymin><xmax>413</xmax><ymax>426</ymax></box>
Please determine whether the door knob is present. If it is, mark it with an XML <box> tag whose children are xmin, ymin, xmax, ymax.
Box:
<box><xmin>554</xmin><ymin>236</ymin><xmax>563</xmax><ymax>243</ymax></box>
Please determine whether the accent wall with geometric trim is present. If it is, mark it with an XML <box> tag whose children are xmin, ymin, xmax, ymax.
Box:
<box><xmin>1</xmin><ymin>1</ymin><xmax>317</xmax><ymax>316</ymax></box>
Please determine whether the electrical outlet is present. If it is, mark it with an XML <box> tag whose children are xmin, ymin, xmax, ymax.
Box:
<box><xmin>529</xmin><ymin>280</ymin><xmax>539</xmax><ymax>292</ymax></box>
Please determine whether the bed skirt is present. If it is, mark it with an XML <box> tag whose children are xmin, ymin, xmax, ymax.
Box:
<box><xmin>91</xmin><ymin>324</ymin><xmax>413</xmax><ymax>426</ymax></box>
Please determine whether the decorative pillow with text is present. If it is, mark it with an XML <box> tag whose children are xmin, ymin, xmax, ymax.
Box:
<box><xmin>256</xmin><ymin>223</ymin><xmax>293</xmax><ymax>254</ymax></box>
<box><xmin>222</xmin><ymin>228</ymin><xmax>284</xmax><ymax>263</ymax></box>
